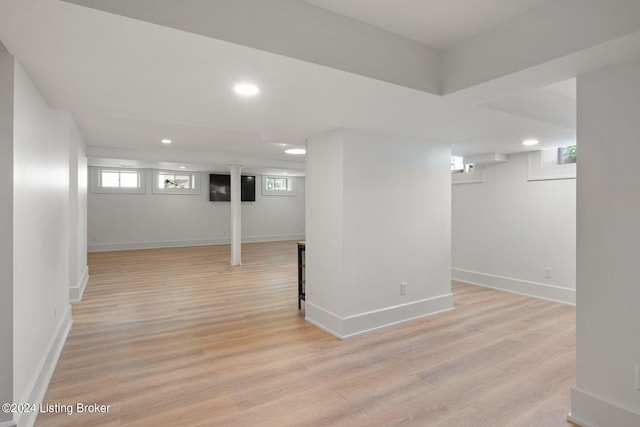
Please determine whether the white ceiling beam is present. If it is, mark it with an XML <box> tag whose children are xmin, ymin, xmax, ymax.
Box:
<box><xmin>86</xmin><ymin>145</ymin><xmax>306</xmax><ymax>173</ymax></box>
<box><xmin>442</xmin><ymin>0</ymin><xmax>640</xmax><ymax>95</ymax></box>
<box><xmin>62</xmin><ymin>0</ymin><xmax>441</xmax><ymax>95</ymax></box>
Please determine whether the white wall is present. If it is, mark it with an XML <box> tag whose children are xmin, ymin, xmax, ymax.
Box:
<box><xmin>452</xmin><ymin>153</ymin><xmax>576</xmax><ymax>305</ymax></box>
<box><xmin>306</xmin><ymin>129</ymin><xmax>453</xmax><ymax>339</ymax></box>
<box><xmin>569</xmin><ymin>58</ymin><xmax>640</xmax><ymax>427</ymax></box>
<box><xmin>88</xmin><ymin>171</ymin><xmax>305</xmax><ymax>251</ymax></box>
<box><xmin>68</xmin><ymin>121</ymin><xmax>88</xmax><ymax>302</ymax></box>
<box><xmin>305</xmin><ymin>130</ymin><xmax>344</xmax><ymax>322</ymax></box>
<box><xmin>77</xmin><ymin>141</ymin><xmax>88</xmax><ymax>292</ymax></box>
<box><xmin>0</xmin><ymin>42</ymin><xmax>14</xmax><ymax>427</ymax></box>
<box><xmin>12</xmin><ymin>60</ymin><xmax>74</xmax><ymax>427</ymax></box>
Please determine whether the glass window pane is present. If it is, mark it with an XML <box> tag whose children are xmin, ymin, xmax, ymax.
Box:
<box><xmin>101</xmin><ymin>171</ymin><xmax>120</xmax><ymax>187</ymax></box>
<box><xmin>120</xmin><ymin>171</ymin><xmax>138</xmax><ymax>188</ymax></box>
<box><xmin>274</xmin><ymin>178</ymin><xmax>287</xmax><ymax>190</ymax></box>
<box><xmin>561</xmin><ymin>145</ymin><xmax>577</xmax><ymax>164</ymax></box>
<box><xmin>159</xmin><ymin>174</ymin><xmax>175</xmax><ymax>188</ymax></box>
<box><xmin>451</xmin><ymin>156</ymin><xmax>464</xmax><ymax>172</ymax></box>
<box><xmin>266</xmin><ymin>178</ymin><xmax>275</xmax><ymax>190</ymax></box>
<box><xmin>174</xmin><ymin>175</ymin><xmax>191</xmax><ymax>189</ymax></box>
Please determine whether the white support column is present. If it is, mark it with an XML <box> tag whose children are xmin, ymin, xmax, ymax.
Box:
<box><xmin>229</xmin><ymin>164</ymin><xmax>242</xmax><ymax>266</ymax></box>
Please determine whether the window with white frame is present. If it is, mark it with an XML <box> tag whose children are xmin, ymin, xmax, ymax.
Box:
<box><xmin>451</xmin><ymin>156</ymin><xmax>482</xmax><ymax>184</ymax></box>
<box><xmin>542</xmin><ymin>144</ymin><xmax>577</xmax><ymax>166</ymax></box>
<box><xmin>91</xmin><ymin>167</ymin><xmax>146</xmax><ymax>194</ymax></box>
<box><xmin>529</xmin><ymin>144</ymin><xmax>577</xmax><ymax>181</ymax></box>
<box><xmin>262</xmin><ymin>175</ymin><xmax>295</xmax><ymax>195</ymax></box>
<box><xmin>152</xmin><ymin>170</ymin><xmax>200</xmax><ymax>194</ymax></box>
<box><xmin>451</xmin><ymin>156</ymin><xmax>475</xmax><ymax>174</ymax></box>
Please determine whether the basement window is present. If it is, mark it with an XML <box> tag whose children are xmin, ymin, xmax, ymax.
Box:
<box><xmin>541</xmin><ymin>145</ymin><xmax>577</xmax><ymax>166</ymax></box>
<box><xmin>153</xmin><ymin>170</ymin><xmax>200</xmax><ymax>195</ymax></box>
<box><xmin>91</xmin><ymin>167</ymin><xmax>146</xmax><ymax>194</ymax></box>
<box><xmin>263</xmin><ymin>176</ymin><xmax>296</xmax><ymax>195</ymax></box>
<box><xmin>451</xmin><ymin>156</ymin><xmax>475</xmax><ymax>174</ymax></box>
<box><xmin>529</xmin><ymin>145</ymin><xmax>577</xmax><ymax>181</ymax></box>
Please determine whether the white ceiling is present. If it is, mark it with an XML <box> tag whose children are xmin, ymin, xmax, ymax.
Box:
<box><xmin>2</xmin><ymin>0</ymin><xmax>634</xmax><ymax>173</ymax></box>
<box><xmin>303</xmin><ymin>0</ymin><xmax>552</xmax><ymax>49</ymax></box>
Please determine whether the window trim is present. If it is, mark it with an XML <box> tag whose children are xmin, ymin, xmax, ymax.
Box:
<box><xmin>90</xmin><ymin>167</ymin><xmax>146</xmax><ymax>194</ymax></box>
<box><xmin>152</xmin><ymin>169</ymin><xmax>201</xmax><ymax>195</ymax></box>
<box><xmin>528</xmin><ymin>149</ymin><xmax>576</xmax><ymax>181</ymax></box>
<box><xmin>262</xmin><ymin>175</ymin><xmax>296</xmax><ymax>196</ymax></box>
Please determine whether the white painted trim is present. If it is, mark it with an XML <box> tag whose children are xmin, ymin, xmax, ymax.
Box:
<box><xmin>262</xmin><ymin>175</ymin><xmax>297</xmax><ymax>196</ymax></box>
<box><xmin>342</xmin><ymin>294</ymin><xmax>454</xmax><ymax>338</ymax></box>
<box><xmin>527</xmin><ymin>150</ymin><xmax>576</xmax><ymax>181</ymax></box>
<box><xmin>90</xmin><ymin>166</ymin><xmax>147</xmax><ymax>194</ymax></box>
<box><xmin>15</xmin><ymin>306</ymin><xmax>72</xmax><ymax>427</ymax></box>
<box><xmin>152</xmin><ymin>169</ymin><xmax>201</xmax><ymax>195</ymax></box>
<box><xmin>452</xmin><ymin>268</ymin><xmax>575</xmax><ymax>306</ymax></box>
<box><xmin>88</xmin><ymin>234</ymin><xmax>305</xmax><ymax>252</ymax></box>
<box><xmin>305</xmin><ymin>293</ymin><xmax>454</xmax><ymax>339</ymax></box>
<box><xmin>305</xmin><ymin>303</ymin><xmax>345</xmax><ymax>339</ymax></box>
<box><xmin>569</xmin><ymin>386</ymin><xmax>640</xmax><ymax>427</ymax></box>
<box><xmin>69</xmin><ymin>266</ymin><xmax>89</xmax><ymax>303</ymax></box>
<box><xmin>242</xmin><ymin>234</ymin><xmax>305</xmax><ymax>243</ymax></box>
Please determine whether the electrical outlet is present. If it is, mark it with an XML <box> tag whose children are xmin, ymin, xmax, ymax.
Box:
<box><xmin>544</xmin><ymin>267</ymin><xmax>552</xmax><ymax>279</ymax></box>
<box><xmin>400</xmin><ymin>282</ymin><xmax>407</xmax><ymax>296</ymax></box>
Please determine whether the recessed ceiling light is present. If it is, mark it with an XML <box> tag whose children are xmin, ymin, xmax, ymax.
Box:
<box><xmin>234</xmin><ymin>83</ymin><xmax>260</xmax><ymax>96</ymax></box>
<box><xmin>285</xmin><ymin>148</ymin><xmax>306</xmax><ymax>155</ymax></box>
<box><xmin>179</xmin><ymin>166</ymin><xmax>186</xmax><ymax>169</ymax></box>
<box><xmin>523</xmin><ymin>139</ymin><xmax>539</xmax><ymax>146</ymax></box>
<box><xmin>161</xmin><ymin>139</ymin><xmax>172</xmax><ymax>144</ymax></box>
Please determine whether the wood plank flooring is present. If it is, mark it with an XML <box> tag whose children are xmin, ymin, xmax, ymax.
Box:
<box><xmin>36</xmin><ymin>241</ymin><xmax>577</xmax><ymax>426</ymax></box>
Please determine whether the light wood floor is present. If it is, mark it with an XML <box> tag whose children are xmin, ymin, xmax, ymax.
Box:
<box><xmin>37</xmin><ymin>241</ymin><xmax>577</xmax><ymax>427</ymax></box>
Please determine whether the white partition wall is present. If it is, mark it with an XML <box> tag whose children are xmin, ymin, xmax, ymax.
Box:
<box><xmin>0</xmin><ymin>42</ymin><xmax>15</xmax><ymax>427</ymax></box>
<box><xmin>452</xmin><ymin>152</ymin><xmax>576</xmax><ymax>305</ymax></box>
<box><xmin>0</xmin><ymin>53</ymin><xmax>83</xmax><ymax>427</ymax></box>
<box><xmin>570</xmin><ymin>59</ymin><xmax>640</xmax><ymax>426</ymax></box>
<box><xmin>68</xmin><ymin>119</ymin><xmax>89</xmax><ymax>302</ymax></box>
<box><xmin>305</xmin><ymin>129</ymin><xmax>453</xmax><ymax>339</ymax></box>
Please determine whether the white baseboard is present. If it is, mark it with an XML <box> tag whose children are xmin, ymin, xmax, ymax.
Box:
<box><xmin>88</xmin><ymin>234</ymin><xmax>305</xmax><ymax>252</ymax></box>
<box><xmin>451</xmin><ymin>268</ymin><xmax>575</xmax><ymax>306</ymax></box>
<box><xmin>88</xmin><ymin>237</ymin><xmax>229</xmax><ymax>252</ymax></box>
<box><xmin>569</xmin><ymin>386</ymin><xmax>640</xmax><ymax>427</ymax></box>
<box><xmin>305</xmin><ymin>304</ymin><xmax>345</xmax><ymax>339</ymax></box>
<box><xmin>69</xmin><ymin>266</ymin><xmax>89</xmax><ymax>303</ymax></box>
<box><xmin>306</xmin><ymin>293</ymin><xmax>454</xmax><ymax>339</ymax></box>
<box><xmin>242</xmin><ymin>234</ymin><xmax>305</xmax><ymax>243</ymax></box>
<box><xmin>16</xmin><ymin>306</ymin><xmax>72</xmax><ymax>427</ymax></box>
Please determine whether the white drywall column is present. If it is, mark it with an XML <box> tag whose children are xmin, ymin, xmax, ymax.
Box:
<box><xmin>70</xmin><ymin>122</ymin><xmax>88</xmax><ymax>302</ymax></box>
<box><xmin>229</xmin><ymin>164</ymin><xmax>242</xmax><ymax>266</ymax></box>
<box><xmin>0</xmin><ymin>42</ymin><xmax>14</xmax><ymax>427</ymax></box>
<box><xmin>570</xmin><ymin>58</ymin><xmax>640</xmax><ymax>427</ymax></box>
<box><xmin>305</xmin><ymin>129</ymin><xmax>453</xmax><ymax>338</ymax></box>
